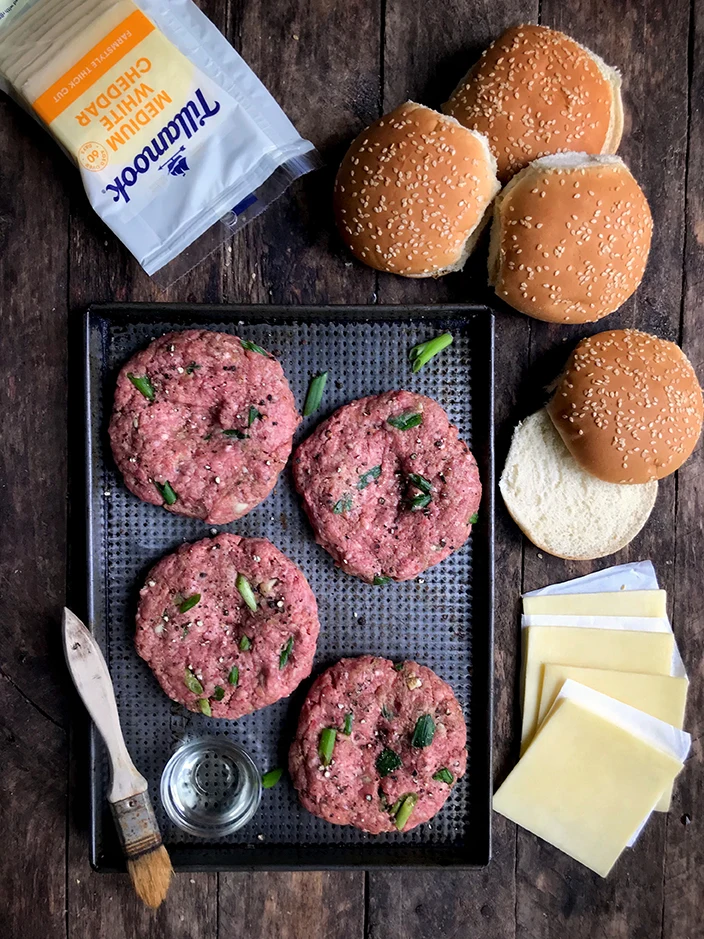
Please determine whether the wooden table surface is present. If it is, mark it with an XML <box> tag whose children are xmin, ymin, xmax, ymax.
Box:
<box><xmin>2</xmin><ymin>0</ymin><xmax>702</xmax><ymax>936</ymax></box>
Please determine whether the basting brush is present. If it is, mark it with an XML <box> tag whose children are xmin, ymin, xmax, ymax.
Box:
<box><xmin>62</xmin><ymin>608</ymin><xmax>173</xmax><ymax>908</ymax></box>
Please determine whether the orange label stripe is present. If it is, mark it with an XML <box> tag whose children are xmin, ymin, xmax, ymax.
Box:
<box><xmin>32</xmin><ymin>9</ymin><xmax>154</xmax><ymax>124</ymax></box>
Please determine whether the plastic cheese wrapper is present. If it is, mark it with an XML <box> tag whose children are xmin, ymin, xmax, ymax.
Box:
<box><xmin>0</xmin><ymin>0</ymin><xmax>321</xmax><ymax>280</ymax></box>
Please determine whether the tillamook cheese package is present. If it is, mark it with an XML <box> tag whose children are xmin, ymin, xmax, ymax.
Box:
<box><xmin>0</xmin><ymin>0</ymin><xmax>320</xmax><ymax>279</ymax></box>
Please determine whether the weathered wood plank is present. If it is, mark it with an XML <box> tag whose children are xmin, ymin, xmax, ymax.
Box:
<box><xmin>663</xmin><ymin>1</ymin><xmax>704</xmax><ymax>936</ymax></box>
<box><xmin>516</xmin><ymin>2</ymin><xmax>692</xmax><ymax>937</ymax></box>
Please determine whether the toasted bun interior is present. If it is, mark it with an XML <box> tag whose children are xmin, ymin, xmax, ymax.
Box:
<box><xmin>499</xmin><ymin>409</ymin><xmax>658</xmax><ymax>560</ymax></box>
<box><xmin>334</xmin><ymin>101</ymin><xmax>500</xmax><ymax>278</ymax></box>
<box><xmin>488</xmin><ymin>153</ymin><xmax>652</xmax><ymax>324</ymax></box>
<box><xmin>444</xmin><ymin>24</ymin><xmax>623</xmax><ymax>181</ymax></box>
<box><xmin>547</xmin><ymin>329</ymin><xmax>704</xmax><ymax>483</ymax></box>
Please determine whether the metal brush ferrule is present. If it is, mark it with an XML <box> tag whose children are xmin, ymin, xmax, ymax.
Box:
<box><xmin>110</xmin><ymin>790</ymin><xmax>163</xmax><ymax>860</ymax></box>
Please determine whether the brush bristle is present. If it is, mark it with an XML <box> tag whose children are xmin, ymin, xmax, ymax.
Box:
<box><xmin>127</xmin><ymin>844</ymin><xmax>173</xmax><ymax>908</ymax></box>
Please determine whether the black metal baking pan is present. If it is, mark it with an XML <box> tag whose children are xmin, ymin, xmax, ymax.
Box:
<box><xmin>83</xmin><ymin>303</ymin><xmax>494</xmax><ymax>870</ymax></box>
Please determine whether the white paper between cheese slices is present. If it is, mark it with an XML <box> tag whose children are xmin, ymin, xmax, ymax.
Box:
<box><xmin>520</xmin><ymin>626</ymin><xmax>675</xmax><ymax>753</ymax></box>
<box><xmin>494</xmin><ymin>682</ymin><xmax>689</xmax><ymax>878</ymax></box>
<box><xmin>537</xmin><ymin>664</ymin><xmax>688</xmax><ymax>811</ymax></box>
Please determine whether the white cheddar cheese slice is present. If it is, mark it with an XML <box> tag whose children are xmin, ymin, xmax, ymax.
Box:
<box><xmin>494</xmin><ymin>697</ymin><xmax>683</xmax><ymax>877</ymax></box>
<box><xmin>521</xmin><ymin>626</ymin><xmax>674</xmax><ymax>751</ymax></box>
<box><xmin>538</xmin><ymin>664</ymin><xmax>688</xmax><ymax>812</ymax></box>
<box><xmin>522</xmin><ymin>590</ymin><xmax>667</xmax><ymax>618</ymax></box>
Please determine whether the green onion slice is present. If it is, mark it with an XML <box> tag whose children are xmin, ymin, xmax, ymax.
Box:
<box><xmin>318</xmin><ymin>728</ymin><xmax>337</xmax><ymax>766</ymax></box>
<box><xmin>223</xmin><ymin>428</ymin><xmax>248</xmax><ymax>439</ymax></box>
<box><xmin>332</xmin><ymin>494</ymin><xmax>353</xmax><ymax>515</ymax></box>
<box><xmin>372</xmin><ymin>575</ymin><xmax>391</xmax><ymax>586</ymax></box>
<box><xmin>303</xmin><ymin>371</ymin><xmax>328</xmax><ymax>417</ymax></box>
<box><xmin>236</xmin><ymin>573</ymin><xmax>257</xmax><ymax>611</ymax></box>
<box><xmin>178</xmin><ymin>593</ymin><xmax>201</xmax><ymax>614</ymax></box>
<box><xmin>240</xmin><ymin>339</ymin><xmax>268</xmax><ymax>355</ymax></box>
<box><xmin>239</xmin><ymin>635</ymin><xmax>252</xmax><ymax>651</ymax></box>
<box><xmin>213</xmin><ymin>685</ymin><xmax>225</xmax><ymax>701</ymax></box>
<box><xmin>407</xmin><ymin>473</ymin><xmax>432</xmax><ymax>494</ymax></box>
<box><xmin>409</xmin><ymin>493</ymin><xmax>431</xmax><ymax>510</ymax></box>
<box><xmin>469</xmin><ymin>512</ymin><xmax>479</xmax><ymax>525</ymax></box>
<box><xmin>185</xmin><ymin>362</ymin><xmax>200</xmax><ymax>375</ymax></box>
<box><xmin>376</xmin><ymin>748</ymin><xmax>402</xmax><ymax>777</ymax></box>
<box><xmin>394</xmin><ymin>793</ymin><xmax>418</xmax><ymax>830</ymax></box>
<box><xmin>387</xmin><ymin>412</ymin><xmax>422</xmax><ymax>431</ymax></box>
<box><xmin>228</xmin><ymin>666</ymin><xmax>239</xmax><ymax>686</ymax></box>
<box><xmin>381</xmin><ymin>705</ymin><xmax>395</xmax><ymax>721</ymax></box>
<box><xmin>248</xmin><ymin>406</ymin><xmax>262</xmax><ymax>426</ymax></box>
<box><xmin>279</xmin><ymin>636</ymin><xmax>294</xmax><ymax>669</ymax></box>
<box><xmin>198</xmin><ymin>698</ymin><xmax>212</xmax><ymax>717</ymax></box>
<box><xmin>432</xmin><ymin>768</ymin><xmax>454</xmax><ymax>785</ymax></box>
<box><xmin>357</xmin><ymin>465</ymin><xmax>382</xmax><ymax>490</ymax></box>
<box><xmin>127</xmin><ymin>372</ymin><xmax>155</xmax><ymax>400</ymax></box>
<box><xmin>155</xmin><ymin>480</ymin><xmax>178</xmax><ymax>505</ymax></box>
<box><xmin>342</xmin><ymin>712</ymin><xmax>353</xmax><ymax>736</ymax></box>
<box><xmin>411</xmin><ymin>714</ymin><xmax>436</xmax><ymax>748</ymax></box>
<box><xmin>409</xmin><ymin>332</ymin><xmax>453</xmax><ymax>373</ymax></box>
<box><xmin>261</xmin><ymin>767</ymin><xmax>283</xmax><ymax>789</ymax></box>
<box><xmin>184</xmin><ymin>668</ymin><xmax>203</xmax><ymax>695</ymax></box>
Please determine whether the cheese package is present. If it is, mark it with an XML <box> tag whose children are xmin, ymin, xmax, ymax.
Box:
<box><xmin>494</xmin><ymin>683</ymin><xmax>688</xmax><ymax>877</ymax></box>
<box><xmin>538</xmin><ymin>664</ymin><xmax>688</xmax><ymax>810</ymax></box>
<box><xmin>522</xmin><ymin>590</ymin><xmax>667</xmax><ymax>618</ymax></box>
<box><xmin>520</xmin><ymin>625</ymin><xmax>675</xmax><ymax>750</ymax></box>
<box><xmin>0</xmin><ymin>0</ymin><xmax>320</xmax><ymax>279</ymax></box>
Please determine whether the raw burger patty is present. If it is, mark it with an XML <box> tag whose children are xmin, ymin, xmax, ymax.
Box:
<box><xmin>289</xmin><ymin>656</ymin><xmax>467</xmax><ymax>833</ymax></box>
<box><xmin>109</xmin><ymin>329</ymin><xmax>300</xmax><ymax>524</ymax></box>
<box><xmin>135</xmin><ymin>533</ymin><xmax>320</xmax><ymax>719</ymax></box>
<box><xmin>293</xmin><ymin>391</ymin><xmax>481</xmax><ymax>581</ymax></box>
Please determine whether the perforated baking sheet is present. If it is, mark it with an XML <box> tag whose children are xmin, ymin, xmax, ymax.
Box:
<box><xmin>84</xmin><ymin>304</ymin><xmax>494</xmax><ymax>870</ymax></box>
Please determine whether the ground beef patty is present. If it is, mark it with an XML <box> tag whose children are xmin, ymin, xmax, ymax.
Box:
<box><xmin>109</xmin><ymin>330</ymin><xmax>300</xmax><ymax>524</ymax></box>
<box><xmin>135</xmin><ymin>533</ymin><xmax>320</xmax><ymax>719</ymax></box>
<box><xmin>293</xmin><ymin>391</ymin><xmax>481</xmax><ymax>582</ymax></box>
<box><xmin>289</xmin><ymin>656</ymin><xmax>467</xmax><ymax>833</ymax></box>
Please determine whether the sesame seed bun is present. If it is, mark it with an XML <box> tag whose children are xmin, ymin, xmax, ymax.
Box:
<box><xmin>443</xmin><ymin>24</ymin><xmax>623</xmax><ymax>181</ymax></box>
<box><xmin>546</xmin><ymin>330</ymin><xmax>704</xmax><ymax>484</ymax></box>
<box><xmin>487</xmin><ymin>153</ymin><xmax>653</xmax><ymax>324</ymax></box>
<box><xmin>333</xmin><ymin>101</ymin><xmax>500</xmax><ymax>278</ymax></box>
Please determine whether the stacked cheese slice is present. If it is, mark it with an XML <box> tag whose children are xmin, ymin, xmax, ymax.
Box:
<box><xmin>494</xmin><ymin>562</ymin><xmax>691</xmax><ymax>877</ymax></box>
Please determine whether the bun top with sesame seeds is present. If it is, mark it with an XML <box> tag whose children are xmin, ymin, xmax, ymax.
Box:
<box><xmin>487</xmin><ymin>153</ymin><xmax>653</xmax><ymax>324</ymax></box>
<box><xmin>546</xmin><ymin>329</ymin><xmax>703</xmax><ymax>484</ymax></box>
<box><xmin>443</xmin><ymin>24</ymin><xmax>623</xmax><ymax>182</ymax></box>
<box><xmin>333</xmin><ymin>101</ymin><xmax>500</xmax><ymax>278</ymax></box>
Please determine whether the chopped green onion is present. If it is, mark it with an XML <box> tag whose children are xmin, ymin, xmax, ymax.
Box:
<box><xmin>239</xmin><ymin>635</ymin><xmax>252</xmax><ymax>651</ymax></box>
<box><xmin>127</xmin><ymin>372</ymin><xmax>155</xmax><ymax>400</ymax></box>
<box><xmin>381</xmin><ymin>705</ymin><xmax>395</xmax><ymax>721</ymax></box>
<box><xmin>372</xmin><ymin>575</ymin><xmax>391</xmax><ymax>586</ymax></box>
<box><xmin>181</xmin><ymin>625</ymin><xmax>189</xmax><ymax>639</ymax></box>
<box><xmin>376</xmin><ymin>748</ymin><xmax>402</xmax><ymax>777</ymax></box>
<box><xmin>394</xmin><ymin>793</ymin><xmax>418</xmax><ymax>830</ymax></box>
<box><xmin>248</xmin><ymin>406</ymin><xmax>262</xmax><ymax>426</ymax></box>
<box><xmin>332</xmin><ymin>494</ymin><xmax>353</xmax><ymax>514</ymax></box>
<box><xmin>411</xmin><ymin>714</ymin><xmax>436</xmax><ymax>748</ymax></box>
<box><xmin>213</xmin><ymin>685</ymin><xmax>225</xmax><ymax>701</ymax></box>
<box><xmin>387</xmin><ymin>412</ymin><xmax>422</xmax><ymax>431</ymax></box>
<box><xmin>261</xmin><ymin>767</ymin><xmax>283</xmax><ymax>789</ymax></box>
<box><xmin>357</xmin><ymin>465</ymin><xmax>382</xmax><ymax>490</ymax></box>
<box><xmin>223</xmin><ymin>428</ymin><xmax>248</xmax><ymax>439</ymax></box>
<box><xmin>236</xmin><ymin>573</ymin><xmax>257</xmax><ymax>611</ymax></box>
<box><xmin>184</xmin><ymin>668</ymin><xmax>203</xmax><ymax>695</ymax></box>
<box><xmin>409</xmin><ymin>332</ymin><xmax>453</xmax><ymax>372</ymax></box>
<box><xmin>198</xmin><ymin>698</ymin><xmax>212</xmax><ymax>717</ymax></box>
<box><xmin>407</xmin><ymin>473</ymin><xmax>432</xmax><ymax>494</ymax></box>
<box><xmin>303</xmin><ymin>371</ymin><xmax>328</xmax><ymax>416</ymax></box>
<box><xmin>342</xmin><ymin>712</ymin><xmax>353</xmax><ymax>735</ymax></box>
<box><xmin>185</xmin><ymin>362</ymin><xmax>200</xmax><ymax>375</ymax></box>
<box><xmin>279</xmin><ymin>636</ymin><xmax>294</xmax><ymax>669</ymax></box>
<box><xmin>409</xmin><ymin>493</ymin><xmax>431</xmax><ymax>510</ymax></box>
<box><xmin>393</xmin><ymin>662</ymin><xmax>404</xmax><ymax>672</ymax></box>
<box><xmin>432</xmin><ymin>768</ymin><xmax>454</xmax><ymax>785</ymax></box>
<box><xmin>469</xmin><ymin>512</ymin><xmax>479</xmax><ymax>525</ymax></box>
<box><xmin>228</xmin><ymin>666</ymin><xmax>239</xmax><ymax>686</ymax></box>
<box><xmin>318</xmin><ymin>728</ymin><xmax>337</xmax><ymax>766</ymax></box>
<box><xmin>388</xmin><ymin>796</ymin><xmax>403</xmax><ymax>817</ymax></box>
<box><xmin>240</xmin><ymin>339</ymin><xmax>268</xmax><ymax>355</ymax></box>
<box><xmin>155</xmin><ymin>480</ymin><xmax>178</xmax><ymax>505</ymax></box>
<box><xmin>178</xmin><ymin>593</ymin><xmax>201</xmax><ymax>614</ymax></box>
